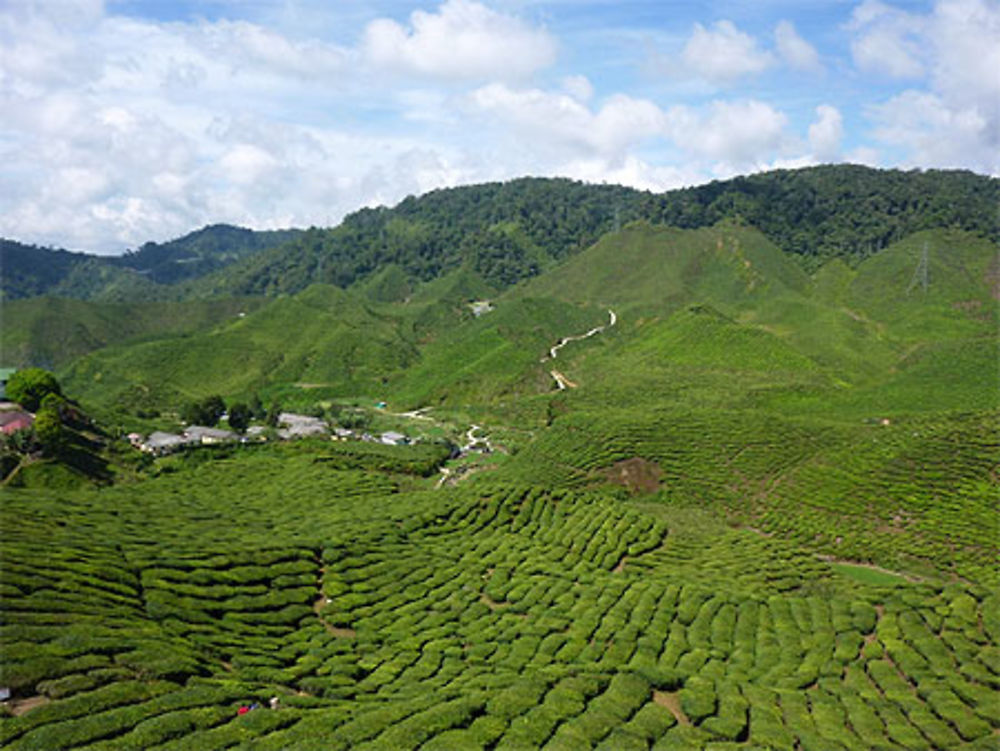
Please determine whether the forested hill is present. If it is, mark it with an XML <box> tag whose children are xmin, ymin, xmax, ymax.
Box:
<box><xmin>106</xmin><ymin>224</ymin><xmax>301</xmax><ymax>284</ymax></box>
<box><xmin>2</xmin><ymin>166</ymin><xmax>996</xmax><ymax>301</ymax></box>
<box><xmin>180</xmin><ymin>165</ymin><xmax>1000</xmax><ymax>298</ymax></box>
<box><xmin>643</xmin><ymin>165</ymin><xmax>998</xmax><ymax>263</ymax></box>
<box><xmin>0</xmin><ymin>224</ymin><xmax>298</xmax><ymax>300</ymax></box>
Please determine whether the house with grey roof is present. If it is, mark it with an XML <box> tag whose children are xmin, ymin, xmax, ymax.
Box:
<box><xmin>277</xmin><ymin>412</ymin><xmax>328</xmax><ymax>439</ymax></box>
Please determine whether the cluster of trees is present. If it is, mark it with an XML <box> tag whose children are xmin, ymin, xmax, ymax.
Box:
<box><xmin>179</xmin><ymin>393</ymin><xmax>292</xmax><ymax>433</ymax></box>
<box><xmin>109</xmin><ymin>224</ymin><xmax>300</xmax><ymax>284</ymax></box>
<box><xmin>3</xmin><ymin>368</ymin><xmax>74</xmax><ymax>457</ymax></box>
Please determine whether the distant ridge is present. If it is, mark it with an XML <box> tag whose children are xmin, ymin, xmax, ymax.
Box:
<box><xmin>186</xmin><ymin>166</ymin><xmax>997</xmax><ymax>300</ymax></box>
<box><xmin>2</xmin><ymin>166</ymin><xmax>996</xmax><ymax>304</ymax></box>
<box><xmin>0</xmin><ymin>224</ymin><xmax>300</xmax><ymax>300</ymax></box>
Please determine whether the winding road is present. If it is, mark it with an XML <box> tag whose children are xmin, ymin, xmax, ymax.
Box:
<box><xmin>543</xmin><ymin>308</ymin><xmax>617</xmax><ymax>390</ymax></box>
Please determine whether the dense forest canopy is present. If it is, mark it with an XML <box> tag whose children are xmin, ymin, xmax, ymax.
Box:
<box><xmin>2</xmin><ymin>165</ymin><xmax>996</xmax><ymax>302</ymax></box>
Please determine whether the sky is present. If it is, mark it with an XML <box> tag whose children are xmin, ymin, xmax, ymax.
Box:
<box><xmin>1</xmin><ymin>0</ymin><xmax>997</xmax><ymax>254</ymax></box>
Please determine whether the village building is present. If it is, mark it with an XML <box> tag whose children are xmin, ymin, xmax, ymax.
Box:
<box><xmin>184</xmin><ymin>426</ymin><xmax>237</xmax><ymax>445</ymax></box>
<box><xmin>277</xmin><ymin>412</ymin><xmax>328</xmax><ymax>439</ymax></box>
<box><xmin>380</xmin><ymin>431</ymin><xmax>408</xmax><ymax>446</ymax></box>
<box><xmin>0</xmin><ymin>410</ymin><xmax>34</xmax><ymax>435</ymax></box>
<box><xmin>141</xmin><ymin>431</ymin><xmax>192</xmax><ymax>455</ymax></box>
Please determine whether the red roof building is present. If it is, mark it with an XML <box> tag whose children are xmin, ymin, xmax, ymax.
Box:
<box><xmin>0</xmin><ymin>411</ymin><xmax>34</xmax><ymax>435</ymax></box>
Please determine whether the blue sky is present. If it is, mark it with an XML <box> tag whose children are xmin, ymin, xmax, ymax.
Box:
<box><xmin>1</xmin><ymin>0</ymin><xmax>997</xmax><ymax>252</ymax></box>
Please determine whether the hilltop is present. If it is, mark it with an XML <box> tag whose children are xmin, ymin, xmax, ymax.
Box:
<box><xmin>0</xmin><ymin>224</ymin><xmax>298</xmax><ymax>301</ymax></box>
<box><xmin>3</xmin><ymin>166</ymin><xmax>996</xmax><ymax>304</ymax></box>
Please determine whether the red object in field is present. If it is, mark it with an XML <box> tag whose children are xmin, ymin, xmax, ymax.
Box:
<box><xmin>237</xmin><ymin>706</ymin><xmax>249</xmax><ymax>715</ymax></box>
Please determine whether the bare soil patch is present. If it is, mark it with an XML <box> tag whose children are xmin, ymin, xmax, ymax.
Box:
<box><xmin>601</xmin><ymin>457</ymin><xmax>662</xmax><ymax>495</ymax></box>
<box><xmin>480</xmin><ymin>593</ymin><xmax>509</xmax><ymax>611</ymax></box>
<box><xmin>653</xmin><ymin>690</ymin><xmax>690</xmax><ymax>726</ymax></box>
<box><xmin>8</xmin><ymin>695</ymin><xmax>50</xmax><ymax>716</ymax></box>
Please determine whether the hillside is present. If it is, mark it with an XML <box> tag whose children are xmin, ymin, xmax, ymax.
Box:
<box><xmin>186</xmin><ymin>166</ymin><xmax>998</xmax><ymax>299</ymax></box>
<box><xmin>108</xmin><ymin>224</ymin><xmax>301</xmax><ymax>285</ymax></box>
<box><xmin>0</xmin><ymin>297</ymin><xmax>268</xmax><ymax>370</ymax></box>
<box><xmin>4</xmin><ymin>166</ymin><xmax>995</xmax><ymax>305</ymax></box>
<box><xmin>2</xmin><ymin>169</ymin><xmax>998</xmax><ymax>750</ymax></box>
<box><xmin>0</xmin><ymin>225</ymin><xmax>296</xmax><ymax>300</ymax></box>
<box><xmin>60</xmin><ymin>285</ymin><xmax>418</xmax><ymax>412</ymax></box>
<box><xmin>57</xmin><ymin>223</ymin><xmax>997</xmax><ymax>423</ymax></box>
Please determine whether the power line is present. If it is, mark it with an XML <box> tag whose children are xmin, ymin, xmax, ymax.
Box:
<box><xmin>907</xmin><ymin>241</ymin><xmax>929</xmax><ymax>294</ymax></box>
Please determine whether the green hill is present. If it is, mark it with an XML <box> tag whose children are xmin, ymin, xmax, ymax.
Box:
<box><xmin>516</xmin><ymin>221</ymin><xmax>810</xmax><ymax>316</ymax></box>
<box><xmin>0</xmin><ymin>225</ymin><xmax>298</xmax><ymax>300</ymax></box>
<box><xmin>3</xmin><ymin>167</ymin><xmax>995</xmax><ymax>307</ymax></box>
<box><xmin>59</xmin><ymin>285</ymin><xmax>416</xmax><ymax>411</ymax></box>
<box><xmin>0</xmin><ymin>297</ymin><xmax>268</xmax><ymax>370</ymax></box>
<box><xmin>2</xmin><ymin>170</ymin><xmax>998</xmax><ymax>751</ymax></box>
<box><xmin>108</xmin><ymin>224</ymin><xmax>300</xmax><ymax>285</ymax></box>
<box><xmin>185</xmin><ymin>166</ymin><xmax>997</xmax><ymax>300</ymax></box>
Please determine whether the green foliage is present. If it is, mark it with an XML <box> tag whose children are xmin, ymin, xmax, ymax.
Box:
<box><xmin>182</xmin><ymin>395</ymin><xmax>225</xmax><ymax>427</ymax></box>
<box><xmin>32</xmin><ymin>405</ymin><xmax>65</xmax><ymax>456</ymax></box>
<box><xmin>227</xmin><ymin>403</ymin><xmax>251</xmax><ymax>433</ymax></box>
<box><xmin>6</xmin><ymin>367</ymin><xmax>61</xmax><ymax>411</ymax></box>
<box><xmin>0</xmin><ymin>296</ymin><xmax>269</xmax><ymax>370</ymax></box>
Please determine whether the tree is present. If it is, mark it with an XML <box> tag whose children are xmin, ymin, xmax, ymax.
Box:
<box><xmin>250</xmin><ymin>393</ymin><xmax>265</xmax><ymax>419</ymax></box>
<box><xmin>202</xmin><ymin>395</ymin><xmax>226</xmax><ymax>427</ymax></box>
<box><xmin>34</xmin><ymin>405</ymin><xmax>65</xmax><ymax>456</ymax></box>
<box><xmin>228</xmin><ymin>402</ymin><xmax>251</xmax><ymax>434</ymax></box>
<box><xmin>266</xmin><ymin>403</ymin><xmax>282</xmax><ymax>428</ymax></box>
<box><xmin>6</xmin><ymin>368</ymin><xmax>61</xmax><ymax>411</ymax></box>
<box><xmin>181</xmin><ymin>395</ymin><xmax>226</xmax><ymax>427</ymax></box>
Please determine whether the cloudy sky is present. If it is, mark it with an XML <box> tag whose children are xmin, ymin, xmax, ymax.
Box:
<box><xmin>1</xmin><ymin>0</ymin><xmax>997</xmax><ymax>253</ymax></box>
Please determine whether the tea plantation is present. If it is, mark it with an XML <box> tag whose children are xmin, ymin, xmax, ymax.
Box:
<box><xmin>2</xmin><ymin>423</ymin><xmax>998</xmax><ymax>749</ymax></box>
<box><xmin>2</xmin><ymin>210</ymin><xmax>998</xmax><ymax>747</ymax></box>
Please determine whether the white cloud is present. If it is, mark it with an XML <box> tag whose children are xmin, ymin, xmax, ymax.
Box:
<box><xmin>468</xmin><ymin>83</ymin><xmax>667</xmax><ymax>162</ymax></box>
<box><xmin>681</xmin><ymin>20</ymin><xmax>775</xmax><ymax>84</ymax></box>
<box><xmin>855</xmin><ymin>0</ymin><xmax>1000</xmax><ymax>174</ymax></box>
<box><xmin>668</xmin><ymin>100</ymin><xmax>789</xmax><ymax>167</ymax></box>
<box><xmin>198</xmin><ymin>20</ymin><xmax>349</xmax><ymax>79</ymax></box>
<box><xmin>0</xmin><ymin>0</ymin><xmax>994</xmax><ymax>254</ymax></box>
<box><xmin>808</xmin><ymin>105</ymin><xmax>843</xmax><ymax>160</ymax></box>
<box><xmin>562</xmin><ymin>74</ymin><xmax>594</xmax><ymax>103</ymax></box>
<box><xmin>774</xmin><ymin>20</ymin><xmax>822</xmax><ymax>72</ymax></box>
<box><xmin>561</xmin><ymin>155</ymin><xmax>705</xmax><ymax>193</ymax></box>
<box><xmin>848</xmin><ymin>0</ymin><xmax>925</xmax><ymax>78</ymax></box>
<box><xmin>870</xmin><ymin>90</ymin><xmax>997</xmax><ymax>172</ymax></box>
<box><xmin>362</xmin><ymin>0</ymin><xmax>556</xmax><ymax>81</ymax></box>
<box><xmin>928</xmin><ymin>0</ymin><xmax>1000</xmax><ymax>110</ymax></box>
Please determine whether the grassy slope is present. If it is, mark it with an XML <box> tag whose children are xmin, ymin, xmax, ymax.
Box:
<box><xmin>1</xmin><ymin>297</ymin><xmax>268</xmax><ymax>369</ymax></box>
<box><xmin>53</xmin><ymin>224</ymin><xmax>997</xmax><ymax>422</ymax></box>
<box><xmin>2</xmin><ymin>222</ymin><xmax>998</xmax><ymax>749</ymax></box>
<box><xmin>59</xmin><ymin>285</ymin><xmax>417</xmax><ymax>410</ymax></box>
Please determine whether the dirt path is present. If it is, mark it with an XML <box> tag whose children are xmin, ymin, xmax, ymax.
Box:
<box><xmin>435</xmin><ymin>466</ymin><xmax>452</xmax><ymax>489</ymax></box>
<box><xmin>6</xmin><ymin>695</ymin><xmax>50</xmax><ymax>716</ymax></box>
<box><xmin>543</xmin><ymin>308</ymin><xmax>616</xmax><ymax>390</ymax></box>
<box><xmin>392</xmin><ymin>407</ymin><xmax>434</xmax><ymax>421</ymax></box>
<box><xmin>466</xmin><ymin>424</ymin><xmax>492</xmax><ymax>452</ymax></box>
<box><xmin>653</xmin><ymin>690</ymin><xmax>690</xmax><ymax>725</ymax></box>
<box><xmin>550</xmin><ymin>370</ymin><xmax>578</xmax><ymax>390</ymax></box>
<box><xmin>543</xmin><ymin>308</ymin><xmax>617</xmax><ymax>362</ymax></box>
<box><xmin>314</xmin><ymin>571</ymin><xmax>356</xmax><ymax>638</ymax></box>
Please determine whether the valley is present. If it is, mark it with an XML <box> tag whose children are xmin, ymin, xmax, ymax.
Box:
<box><xmin>1</xmin><ymin>166</ymin><xmax>997</xmax><ymax>750</ymax></box>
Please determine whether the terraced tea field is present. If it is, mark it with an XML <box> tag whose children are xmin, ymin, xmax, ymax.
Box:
<box><xmin>2</xmin><ymin>433</ymin><xmax>998</xmax><ymax>749</ymax></box>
